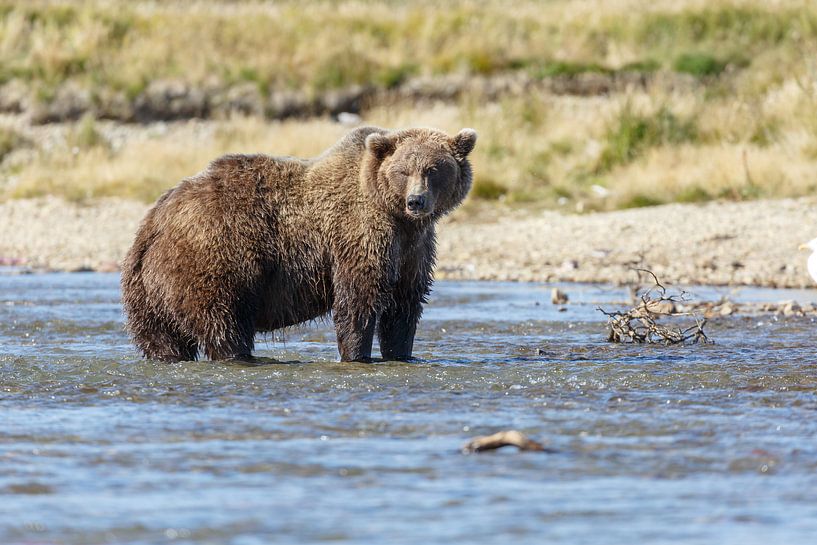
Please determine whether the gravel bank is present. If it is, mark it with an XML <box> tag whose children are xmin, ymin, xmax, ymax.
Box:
<box><xmin>438</xmin><ymin>198</ymin><xmax>817</xmax><ymax>288</ymax></box>
<box><xmin>1</xmin><ymin>197</ymin><xmax>815</xmax><ymax>288</ymax></box>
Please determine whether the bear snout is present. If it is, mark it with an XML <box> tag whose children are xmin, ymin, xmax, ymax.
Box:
<box><xmin>406</xmin><ymin>187</ymin><xmax>434</xmax><ymax>217</ymax></box>
<box><xmin>407</xmin><ymin>193</ymin><xmax>426</xmax><ymax>212</ymax></box>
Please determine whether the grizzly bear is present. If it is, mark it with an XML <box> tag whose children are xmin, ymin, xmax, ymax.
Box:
<box><xmin>121</xmin><ymin>126</ymin><xmax>477</xmax><ymax>362</ymax></box>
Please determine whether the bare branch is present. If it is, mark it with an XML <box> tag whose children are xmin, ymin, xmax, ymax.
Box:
<box><xmin>598</xmin><ymin>269</ymin><xmax>711</xmax><ymax>345</ymax></box>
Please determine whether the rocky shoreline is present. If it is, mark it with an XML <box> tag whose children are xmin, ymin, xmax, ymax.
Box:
<box><xmin>1</xmin><ymin>196</ymin><xmax>815</xmax><ymax>289</ymax></box>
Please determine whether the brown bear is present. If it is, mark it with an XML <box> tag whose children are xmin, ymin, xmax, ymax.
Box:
<box><xmin>120</xmin><ymin>126</ymin><xmax>477</xmax><ymax>362</ymax></box>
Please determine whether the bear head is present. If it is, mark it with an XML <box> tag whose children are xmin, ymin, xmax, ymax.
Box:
<box><xmin>362</xmin><ymin>127</ymin><xmax>477</xmax><ymax>221</ymax></box>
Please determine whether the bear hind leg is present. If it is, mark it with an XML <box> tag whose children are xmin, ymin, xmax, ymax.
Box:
<box><xmin>148</xmin><ymin>336</ymin><xmax>198</xmax><ymax>363</ymax></box>
<box><xmin>128</xmin><ymin>309</ymin><xmax>199</xmax><ymax>362</ymax></box>
<box><xmin>194</xmin><ymin>303</ymin><xmax>256</xmax><ymax>361</ymax></box>
<box><xmin>199</xmin><ymin>322</ymin><xmax>255</xmax><ymax>361</ymax></box>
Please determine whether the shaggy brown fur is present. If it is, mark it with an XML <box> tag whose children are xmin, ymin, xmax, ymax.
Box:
<box><xmin>121</xmin><ymin>126</ymin><xmax>477</xmax><ymax>362</ymax></box>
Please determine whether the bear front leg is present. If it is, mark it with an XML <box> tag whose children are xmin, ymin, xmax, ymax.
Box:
<box><xmin>331</xmin><ymin>252</ymin><xmax>389</xmax><ymax>362</ymax></box>
<box><xmin>333</xmin><ymin>304</ymin><xmax>377</xmax><ymax>362</ymax></box>
<box><xmin>378</xmin><ymin>302</ymin><xmax>421</xmax><ymax>361</ymax></box>
<box><xmin>378</xmin><ymin>257</ymin><xmax>431</xmax><ymax>361</ymax></box>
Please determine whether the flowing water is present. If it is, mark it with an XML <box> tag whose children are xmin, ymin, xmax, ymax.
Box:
<box><xmin>1</xmin><ymin>272</ymin><xmax>816</xmax><ymax>545</ymax></box>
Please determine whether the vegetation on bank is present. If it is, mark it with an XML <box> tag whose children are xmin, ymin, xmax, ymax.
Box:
<box><xmin>1</xmin><ymin>0</ymin><xmax>817</xmax><ymax>210</ymax></box>
<box><xmin>5</xmin><ymin>88</ymin><xmax>817</xmax><ymax>210</ymax></box>
<box><xmin>1</xmin><ymin>0</ymin><xmax>814</xmax><ymax>97</ymax></box>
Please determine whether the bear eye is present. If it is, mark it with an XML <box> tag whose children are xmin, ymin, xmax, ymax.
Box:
<box><xmin>427</xmin><ymin>162</ymin><xmax>453</xmax><ymax>181</ymax></box>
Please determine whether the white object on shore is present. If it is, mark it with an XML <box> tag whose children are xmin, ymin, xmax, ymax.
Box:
<box><xmin>799</xmin><ymin>238</ymin><xmax>817</xmax><ymax>284</ymax></box>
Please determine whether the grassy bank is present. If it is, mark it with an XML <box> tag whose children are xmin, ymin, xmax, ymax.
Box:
<box><xmin>1</xmin><ymin>0</ymin><xmax>817</xmax><ymax>210</ymax></box>
<box><xmin>2</xmin><ymin>0</ymin><xmax>815</xmax><ymax>97</ymax></box>
<box><xmin>5</xmin><ymin>88</ymin><xmax>817</xmax><ymax>210</ymax></box>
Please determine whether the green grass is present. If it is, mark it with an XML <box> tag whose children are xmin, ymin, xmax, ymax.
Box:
<box><xmin>375</xmin><ymin>63</ymin><xmax>418</xmax><ymax>89</ymax></box>
<box><xmin>634</xmin><ymin>5</ymin><xmax>811</xmax><ymax>52</ymax></box>
<box><xmin>596</xmin><ymin>105</ymin><xmax>699</xmax><ymax>173</ymax></box>
<box><xmin>0</xmin><ymin>126</ymin><xmax>26</xmax><ymax>161</ymax></box>
<box><xmin>471</xmin><ymin>177</ymin><xmax>509</xmax><ymax>200</ymax></box>
<box><xmin>749</xmin><ymin>118</ymin><xmax>781</xmax><ymax>147</ymax></box>
<box><xmin>621</xmin><ymin>194</ymin><xmax>665</xmax><ymax>209</ymax></box>
<box><xmin>620</xmin><ymin>59</ymin><xmax>661</xmax><ymax>73</ymax></box>
<box><xmin>675</xmin><ymin>185</ymin><xmax>712</xmax><ymax>203</ymax></box>
<box><xmin>68</xmin><ymin>114</ymin><xmax>107</xmax><ymax>150</ymax></box>
<box><xmin>529</xmin><ymin>60</ymin><xmax>611</xmax><ymax>79</ymax></box>
<box><xmin>673</xmin><ymin>53</ymin><xmax>728</xmax><ymax>77</ymax></box>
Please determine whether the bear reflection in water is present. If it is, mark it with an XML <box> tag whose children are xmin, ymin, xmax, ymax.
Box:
<box><xmin>121</xmin><ymin>126</ymin><xmax>477</xmax><ymax>362</ymax></box>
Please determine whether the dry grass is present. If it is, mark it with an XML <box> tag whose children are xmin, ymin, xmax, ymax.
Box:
<box><xmin>5</xmin><ymin>82</ymin><xmax>817</xmax><ymax>209</ymax></box>
<box><xmin>2</xmin><ymin>118</ymin><xmax>349</xmax><ymax>202</ymax></box>
<box><xmin>1</xmin><ymin>0</ymin><xmax>815</xmax><ymax>96</ymax></box>
<box><xmin>2</xmin><ymin>0</ymin><xmax>817</xmax><ymax>209</ymax></box>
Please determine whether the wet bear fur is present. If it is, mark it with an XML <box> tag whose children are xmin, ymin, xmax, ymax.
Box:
<box><xmin>120</xmin><ymin>126</ymin><xmax>477</xmax><ymax>362</ymax></box>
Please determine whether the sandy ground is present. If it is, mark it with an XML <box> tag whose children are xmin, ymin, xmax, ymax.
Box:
<box><xmin>0</xmin><ymin>196</ymin><xmax>815</xmax><ymax>288</ymax></box>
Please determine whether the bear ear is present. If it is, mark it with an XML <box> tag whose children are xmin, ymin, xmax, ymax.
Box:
<box><xmin>451</xmin><ymin>128</ymin><xmax>477</xmax><ymax>160</ymax></box>
<box><xmin>365</xmin><ymin>132</ymin><xmax>396</xmax><ymax>160</ymax></box>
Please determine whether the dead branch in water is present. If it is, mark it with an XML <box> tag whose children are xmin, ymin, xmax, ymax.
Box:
<box><xmin>462</xmin><ymin>430</ymin><xmax>555</xmax><ymax>453</ymax></box>
<box><xmin>597</xmin><ymin>268</ymin><xmax>711</xmax><ymax>345</ymax></box>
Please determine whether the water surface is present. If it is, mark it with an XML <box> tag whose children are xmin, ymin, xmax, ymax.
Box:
<box><xmin>1</xmin><ymin>273</ymin><xmax>816</xmax><ymax>544</ymax></box>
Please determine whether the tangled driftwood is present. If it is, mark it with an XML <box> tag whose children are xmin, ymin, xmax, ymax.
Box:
<box><xmin>598</xmin><ymin>269</ymin><xmax>711</xmax><ymax>345</ymax></box>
